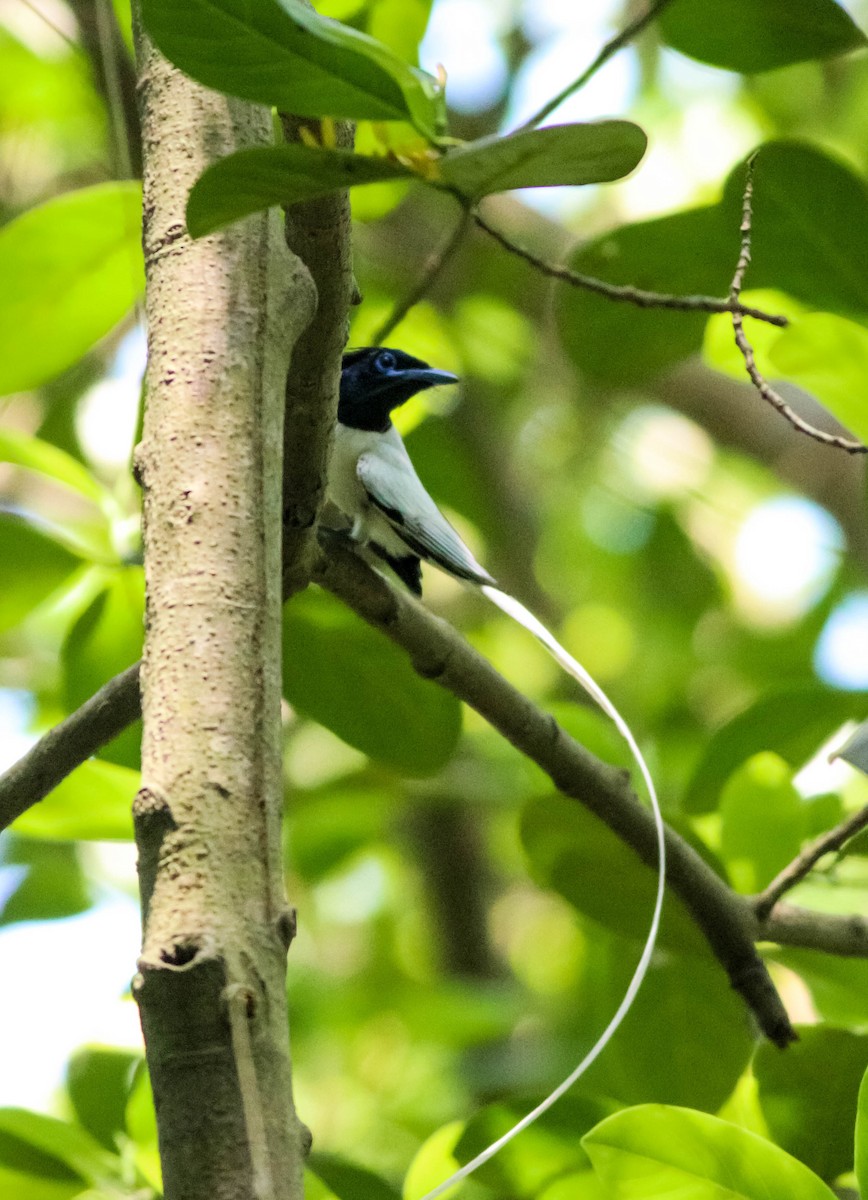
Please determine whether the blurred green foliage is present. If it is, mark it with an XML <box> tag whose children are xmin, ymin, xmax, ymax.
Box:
<box><xmin>3</xmin><ymin>0</ymin><xmax>868</xmax><ymax>1197</ymax></box>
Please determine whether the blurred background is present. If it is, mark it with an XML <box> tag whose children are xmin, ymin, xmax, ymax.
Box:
<box><xmin>2</xmin><ymin>0</ymin><xmax>868</xmax><ymax>1195</ymax></box>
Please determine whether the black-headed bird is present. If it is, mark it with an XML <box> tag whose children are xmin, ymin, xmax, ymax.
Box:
<box><xmin>331</xmin><ymin>346</ymin><xmax>494</xmax><ymax>596</ymax></box>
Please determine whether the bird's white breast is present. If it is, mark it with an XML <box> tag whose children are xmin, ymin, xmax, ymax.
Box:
<box><xmin>327</xmin><ymin>423</ymin><xmax>414</xmax><ymax>557</ymax></box>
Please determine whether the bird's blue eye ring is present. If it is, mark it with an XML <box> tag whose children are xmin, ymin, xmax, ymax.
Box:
<box><xmin>375</xmin><ymin>350</ymin><xmax>397</xmax><ymax>373</ymax></box>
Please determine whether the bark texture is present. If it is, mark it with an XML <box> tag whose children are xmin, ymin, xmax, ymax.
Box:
<box><xmin>280</xmin><ymin>116</ymin><xmax>356</xmax><ymax>597</ymax></box>
<box><xmin>132</xmin><ymin>21</ymin><xmax>314</xmax><ymax>1200</ymax></box>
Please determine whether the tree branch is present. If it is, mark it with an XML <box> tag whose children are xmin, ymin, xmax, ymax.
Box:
<box><xmin>131</xmin><ymin>12</ymin><xmax>311</xmax><ymax>1197</ymax></box>
<box><xmin>754</xmin><ymin>804</ymin><xmax>868</xmax><ymax>919</ymax></box>
<box><xmin>372</xmin><ymin>207</ymin><xmax>472</xmax><ymax>346</ymax></box>
<box><xmin>10</xmin><ymin>544</ymin><xmax>868</xmax><ymax>1039</ymax></box>
<box><xmin>730</xmin><ymin>154</ymin><xmax>868</xmax><ymax>454</ymax></box>
<box><xmin>0</xmin><ymin>662</ymin><xmax>141</xmax><ymax>832</ymax></box>
<box><xmin>472</xmin><ymin>207</ymin><xmax>788</xmax><ymax>325</ymax></box>
<box><xmin>517</xmin><ymin>0</ymin><xmax>677</xmax><ymax>132</ymax></box>
<box><xmin>280</xmin><ymin>116</ymin><xmax>356</xmax><ymax>598</ymax></box>
<box><xmin>311</xmin><ymin>541</ymin><xmax>794</xmax><ymax>1047</ymax></box>
<box><xmin>756</xmin><ymin>903</ymin><xmax>868</xmax><ymax>957</ymax></box>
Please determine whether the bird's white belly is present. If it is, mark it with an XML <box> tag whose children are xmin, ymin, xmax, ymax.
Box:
<box><xmin>327</xmin><ymin>425</ymin><xmax>412</xmax><ymax>558</ymax></box>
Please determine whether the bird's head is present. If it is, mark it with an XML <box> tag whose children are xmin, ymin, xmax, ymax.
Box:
<box><xmin>339</xmin><ymin>347</ymin><xmax>458</xmax><ymax>432</ymax></box>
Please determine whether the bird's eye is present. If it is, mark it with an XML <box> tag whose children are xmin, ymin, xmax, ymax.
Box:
<box><xmin>375</xmin><ymin>350</ymin><xmax>397</xmax><ymax>373</ymax></box>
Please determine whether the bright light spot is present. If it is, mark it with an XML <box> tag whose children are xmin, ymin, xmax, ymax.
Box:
<box><xmin>76</xmin><ymin>326</ymin><xmax>146</xmax><ymax>473</ymax></box>
<box><xmin>520</xmin><ymin>0</ymin><xmax>621</xmax><ymax>46</ymax></box>
<box><xmin>505</xmin><ymin>37</ymin><xmax>634</xmax><ymax>129</ymax></box>
<box><xmin>619</xmin><ymin>407</ymin><xmax>714</xmax><ymax>500</ymax></box>
<box><xmin>317</xmin><ymin>856</ymin><xmax>390</xmax><ymax>923</ymax></box>
<box><xmin>734</xmin><ymin>497</ymin><xmax>841</xmax><ymax>623</ymax></box>
<box><xmin>794</xmin><ymin>724</ymin><xmax>858</xmax><ymax>797</ymax></box>
<box><xmin>421</xmin><ymin>0</ymin><xmax>509</xmax><ymax>112</ymax></box>
<box><xmin>0</xmin><ymin>897</ymin><xmax>143</xmax><ymax>1110</ymax></box>
<box><xmin>816</xmin><ymin>594</ymin><xmax>868</xmax><ymax>690</ymax></box>
<box><xmin>0</xmin><ymin>0</ymin><xmax>76</xmax><ymax>58</ymax></box>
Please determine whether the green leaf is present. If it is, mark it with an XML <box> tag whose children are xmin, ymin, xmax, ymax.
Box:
<box><xmin>0</xmin><ymin>839</ymin><xmax>92</xmax><ymax>926</ymax></box>
<box><xmin>0</xmin><ymin>430</ymin><xmax>110</xmax><ymax>507</ymax></box>
<box><xmin>660</xmin><ymin>0</ymin><xmax>865</xmax><ymax>74</ymax></box>
<box><xmin>66</xmin><ymin>1047</ymin><xmax>141</xmax><ymax>1154</ymax></box>
<box><xmin>719</xmin><ymin>753</ymin><xmax>807</xmax><ymax>891</ymax></box>
<box><xmin>583</xmin><ymin>1105</ymin><xmax>838</xmax><ymax>1199</ymax></box>
<box><xmin>558</xmin><ymin>203</ymin><xmax>733</xmax><ymax>384</ymax></box>
<box><xmin>187</xmin><ymin>144</ymin><xmax>411</xmax><ymax>237</ymax></box>
<box><xmin>288</xmin><ymin>789</ymin><xmax>390</xmax><ymax>881</ymax></box>
<box><xmin>0</xmin><ymin>183</ymin><xmax>143</xmax><ymax>396</ymax></box>
<box><xmin>856</xmin><ymin>1064</ymin><xmax>868</xmax><ymax>1199</ymax></box>
<box><xmin>755</xmin><ymin>1026</ymin><xmax>868</xmax><ymax>1180</ymax></box>
<box><xmin>0</xmin><ymin>513</ymin><xmax>81</xmax><ymax>633</ymax></box>
<box><xmin>0</xmin><ymin>1109</ymin><xmax>120</xmax><ymax>1187</ymax></box>
<box><xmin>124</xmin><ymin>1067</ymin><xmax>161</xmax><ymax>1193</ymax></box>
<box><xmin>774</xmin><ymin>948</ymin><xmax>868</xmax><ymax>1025</ymax></box>
<box><xmin>683</xmin><ymin>684</ymin><xmax>867</xmax><ymax>814</ymax></box>
<box><xmin>767</xmin><ymin>312</ymin><xmax>868</xmax><ymax>443</ymax></box>
<box><xmin>577</xmin><ymin>935</ymin><xmax>753</xmax><ymax>1111</ymax></box>
<box><xmin>12</xmin><ymin>759</ymin><xmax>138</xmax><ymax>841</ymax></box>
<box><xmin>308</xmin><ymin>1153</ymin><xmax>401</xmax><ymax>1200</ymax></box>
<box><xmin>559</xmin><ymin>142</ymin><xmax>868</xmax><ymax>385</ymax></box>
<box><xmin>62</xmin><ymin>570</ymin><xmax>144</xmax><ymax>769</ymax></box>
<box><xmin>521</xmin><ymin>792</ymin><xmax>708</xmax><ymax>956</ymax></box>
<box><xmin>455</xmin><ymin>1097</ymin><xmax>613</xmax><ymax>1197</ymax></box>
<box><xmin>282</xmin><ymin>589</ymin><xmax>461</xmax><ymax>777</ymax></box>
<box><xmin>439</xmin><ymin>121</ymin><xmax>647</xmax><ymax>200</ymax></box>
<box><xmin>140</xmin><ymin>0</ymin><xmax>445</xmax><ymax>137</ymax></box>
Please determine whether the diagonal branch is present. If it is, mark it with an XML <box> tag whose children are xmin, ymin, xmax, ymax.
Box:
<box><xmin>10</xmin><ymin>542</ymin><xmax>868</xmax><ymax>1042</ymax></box>
<box><xmin>517</xmin><ymin>0</ymin><xmax>677</xmax><ymax>132</ymax></box>
<box><xmin>372</xmin><ymin>207</ymin><xmax>472</xmax><ymax>346</ymax></box>
<box><xmin>312</xmin><ymin>540</ymin><xmax>793</xmax><ymax>1048</ymax></box>
<box><xmin>729</xmin><ymin>154</ymin><xmax>868</xmax><ymax>454</ymax></box>
<box><xmin>472</xmin><ymin>207</ymin><xmax>789</xmax><ymax>325</ymax></box>
<box><xmin>754</xmin><ymin>803</ymin><xmax>868</xmax><ymax>919</ymax></box>
<box><xmin>0</xmin><ymin>662</ymin><xmax>141</xmax><ymax>832</ymax></box>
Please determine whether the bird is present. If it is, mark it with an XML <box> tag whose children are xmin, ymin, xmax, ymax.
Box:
<box><xmin>330</xmin><ymin>346</ymin><xmax>495</xmax><ymax>597</ymax></box>
<box><xmin>327</xmin><ymin>345</ymin><xmax>665</xmax><ymax>1200</ymax></box>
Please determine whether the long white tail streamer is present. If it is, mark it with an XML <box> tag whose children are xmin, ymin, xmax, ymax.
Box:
<box><xmin>416</xmin><ymin>585</ymin><xmax>667</xmax><ymax>1200</ymax></box>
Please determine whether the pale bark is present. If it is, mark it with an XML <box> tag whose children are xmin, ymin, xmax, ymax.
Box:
<box><xmin>131</xmin><ymin>19</ymin><xmax>314</xmax><ymax>1200</ymax></box>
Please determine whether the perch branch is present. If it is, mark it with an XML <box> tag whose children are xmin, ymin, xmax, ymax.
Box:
<box><xmin>311</xmin><ymin>541</ymin><xmax>794</xmax><ymax>1048</ymax></box>
<box><xmin>9</xmin><ymin>544</ymin><xmax>868</xmax><ymax>1040</ymax></box>
<box><xmin>730</xmin><ymin>154</ymin><xmax>868</xmax><ymax>454</ymax></box>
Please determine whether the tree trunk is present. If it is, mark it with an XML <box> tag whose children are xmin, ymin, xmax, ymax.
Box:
<box><xmin>131</xmin><ymin>16</ymin><xmax>315</xmax><ymax>1200</ymax></box>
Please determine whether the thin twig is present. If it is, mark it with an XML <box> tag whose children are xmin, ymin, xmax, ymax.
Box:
<box><xmin>730</xmin><ymin>154</ymin><xmax>868</xmax><ymax>454</ymax></box>
<box><xmin>518</xmin><ymin>0</ymin><xmax>677</xmax><ymax>132</ymax></box>
<box><xmin>0</xmin><ymin>662</ymin><xmax>141</xmax><ymax>833</ymax></box>
<box><xmin>372</xmin><ymin>208</ymin><xmax>472</xmax><ymax>345</ymax></box>
<box><xmin>755</xmin><ymin>803</ymin><xmax>868</xmax><ymax>919</ymax></box>
<box><xmin>472</xmin><ymin>208</ymin><xmax>788</xmax><ymax>325</ymax></box>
